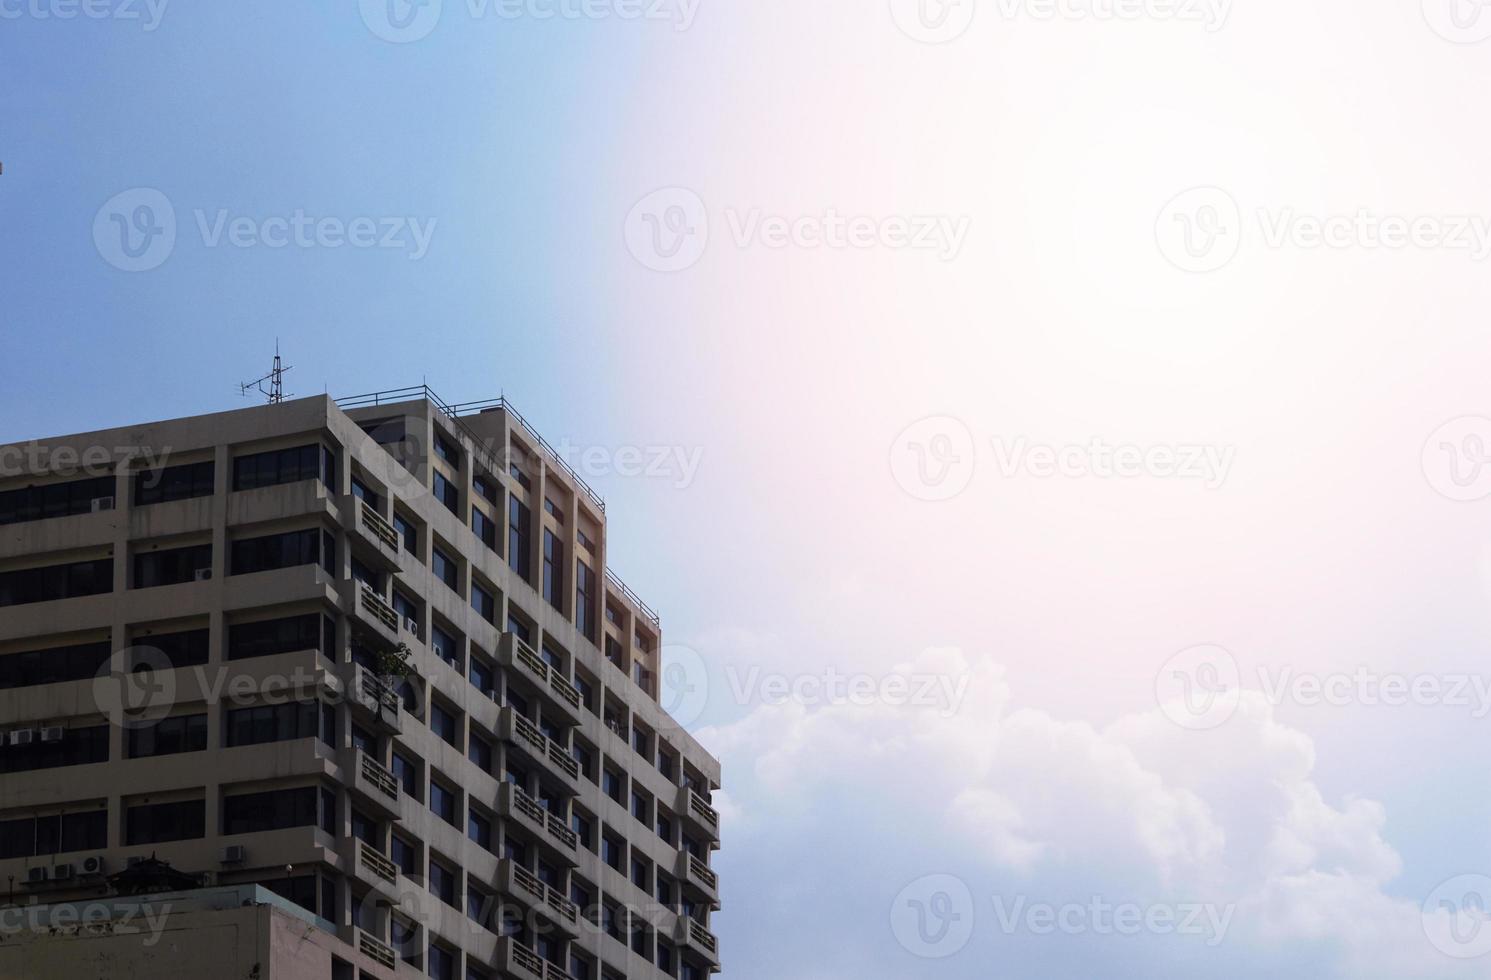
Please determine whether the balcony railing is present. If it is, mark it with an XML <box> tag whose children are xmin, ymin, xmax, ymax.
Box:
<box><xmin>360</xmin><ymin>751</ymin><xmax>398</xmax><ymax>801</ymax></box>
<box><xmin>675</xmin><ymin>916</ymin><xmax>719</xmax><ymax>958</ymax></box>
<box><xmin>358</xmin><ymin>930</ymin><xmax>396</xmax><ymax>969</ymax></box>
<box><xmin>679</xmin><ymin>785</ymin><xmax>720</xmax><ymax>838</ymax></box>
<box><xmin>357</xmin><ymin>584</ymin><xmax>399</xmax><ymax>634</ymax></box>
<box><xmin>359</xmin><ymin>499</ymin><xmax>400</xmax><ymax>551</ymax></box>
<box><xmin>499</xmin><ymin>634</ymin><xmax>582</xmax><ymax>721</ymax></box>
<box><xmin>358</xmin><ymin>839</ymin><xmax>397</xmax><ymax>884</ymax></box>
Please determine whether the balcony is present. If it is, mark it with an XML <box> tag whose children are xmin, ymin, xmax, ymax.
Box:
<box><xmin>342</xmin><ymin>747</ymin><xmax>402</xmax><ymax>821</ymax></box>
<box><xmin>495</xmin><ymin>937</ymin><xmax>546</xmax><ymax>980</ymax></box>
<box><xmin>357</xmin><ymin>929</ymin><xmax>397</xmax><ymax>970</ymax></box>
<box><xmin>344</xmin><ymin>664</ymin><xmax>401</xmax><ymax>735</ymax></box>
<box><xmin>353</xmin><ymin>584</ymin><xmax>401</xmax><ymax>647</ymax></box>
<box><xmin>673</xmin><ymin>915</ymin><xmax>721</xmax><ymax>969</ymax></box>
<box><xmin>677</xmin><ymin>785</ymin><xmax>720</xmax><ymax>844</ymax></box>
<box><xmin>499</xmin><ymin>707</ymin><xmax>581</xmax><ymax>794</ymax></box>
<box><xmin>497</xmin><ymin>783</ymin><xmax>578</xmax><ymax>866</ymax></box>
<box><xmin>342</xmin><ymin>838</ymin><xmax>401</xmax><ymax>905</ymax></box>
<box><xmin>676</xmin><ymin>851</ymin><xmax>719</xmax><ymax>908</ymax></box>
<box><xmin>348</xmin><ymin>497</ymin><xmax>402</xmax><ymax>571</ymax></box>
<box><xmin>497</xmin><ymin>633</ymin><xmax>582</xmax><ymax>726</ymax></box>
<box><xmin>496</xmin><ymin>860</ymin><xmax>581</xmax><ymax>939</ymax></box>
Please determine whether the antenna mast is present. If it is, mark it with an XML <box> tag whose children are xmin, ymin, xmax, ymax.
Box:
<box><xmin>240</xmin><ymin>343</ymin><xmax>292</xmax><ymax>404</ymax></box>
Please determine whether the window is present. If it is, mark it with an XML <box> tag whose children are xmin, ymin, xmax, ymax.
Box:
<box><xmin>232</xmin><ymin>444</ymin><xmax>332</xmax><ymax>491</ymax></box>
<box><xmin>429</xmin><ymin>859</ymin><xmax>458</xmax><ymax>908</ymax></box>
<box><xmin>471</xmin><ymin>582</ymin><xmax>496</xmax><ymax>623</ymax></box>
<box><xmin>225</xmin><ymin>701</ymin><xmax>323</xmax><ymax>747</ymax></box>
<box><xmin>435</xmin><ymin>434</ymin><xmax>461</xmax><ymax>467</ymax></box>
<box><xmin>631</xmin><ymin>790</ymin><xmax>651</xmax><ymax>823</ymax></box>
<box><xmin>542</xmin><ymin>530</ymin><xmax>563</xmax><ymax>609</ymax></box>
<box><xmin>603</xmin><ymin>769</ymin><xmax>623</xmax><ymax>803</ymax></box>
<box><xmin>0</xmin><ymin>725</ymin><xmax>109</xmax><ymax>774</ymax></box>
<box><xmin>431</xmin><ymin>703</ymin><xmax>459</xmax><ymax>747</ymax></box>
<box><xmin>472</xmin><ymin>507</ymin><xmax>497</xmax><ymax>552</ymax></box>
<box><xmin>602</xmin><ymin>832</ymin><xmax>623</xmax><ymax>870</ymax></box>
<box><xmin>351</xmin><ymin>809</ymin><xmax>377</xmax><ymax>846</ymax></box>
<box><xmin>473</xmin><ymin>474</ymin><xmax>498</xmax><ymax>503</ymax></box>
<box><xmin>430</xmin><ymin>779</ymin><xmax>457</xmax><ymax>825</ymax></box>
<box><xmin>392</xmin><ymin>752</ymin><xmax>421</xmax><ymax>799</ymax></box>
<box><xmin>228</xmin><ymin>614</ymin><xmax>335</xmax><ymax>661</ymax></box>
<box><xmin>468</xmin><ymin>884</ymin><xmax>493</xmax><ymax>930</ymax></box>
<box><xmin>391</xmin><ymin>833</ymin><xmax>417</xmax><ymax>875</ymax></box>
<box><xmin>509</xmin><ymin>463</ymin><xmax>531</xmax><ymax>490</ymax></box>
<box><xmin>0</xmin><ymin>639</ymin><xmax>112</xmax><ymax>690</ymax></box>
<box><xmin>577</xmin><ymin>528</ymin><xmax>594</xmax><ymax>553</ymax></box>
<box><xmin>394</xmin><ymin>592</ymin><xmax>420</xmax><ymax>634</ymax></box>
<box><xmin>0</xmin><ymin>558</ymin><xmax>113</xmax><ymax>608</ymax></box>
<box><xmin>134</xmin><ymin>461</ymin><xmax>214</xmax><ymax>507</ymax></box>
<box><xmin>0</xmin><ymin>808</ymin><xmax>106</xmax><ymax>859</ymax></box>
<box><xmin>657</xmin><ymin>943</ymin><xmax>676</xmax><ymax>976</ymax></box>
<box><xmin>394</xmin><ymin>512</ymin><xmax>418</xmax><ymax>555</ymax></box>
<box><xmin>468</xmin><ymin>733</ymin><xmax>492</xmax><ymax>772</ymax></box>
<box><xmin>469</xmin><ymin>657</ymin><xmax>494</xmax><ymax>699</ymax></box>
<box><xmin>222</xmin><ymin>786</ymin><xmax>321</xmax><ymax>836</ymax></box>
<box><xmin>433</xmin><ymin>471</ymin><xmax>459</xmax><ymax>515</ymax></box>
<box><xmin>571</xmin><ymin>811</ymin><xmax>594</xmax><ymax>850</ymax></box>
<box><xmin>429</xmin><ymin>944</ymin><xmax>455</xmax><ymax>980</ymax></box>
<box><xmin>133</xmin><ymin>544</ymin><xmax>212</xmax><ymax>588</ymax></box>
<box><xmin>127</xmin><ymin>714</ymin><xmax>207</xmax><ymax>758</ymax></box>
<box><xmin>544</xmin><ymin>497</ymin><xmax>564</xmax><ymax>523</ymax></box>
<box><xmin>656</xmin><ymin>874</ymin><xmax>675</xmax><ymax>910</ymax></box>
<box><xmin>657</xmin><ymin>749</ymin><xmax>677</xmax><ymax>780</ymax></box>
<box><xmin>391</xmin><ymin>917</ymin><xmax>420</xmax><ymax>967</ymax></box>
<box><xmin>656</xmin><ymin>813</ymin><xmax>673</xmax><ymax>844</ymax></box>
<box><xmin>468</xmin><ymin>807</ymin><xmax>492</xmax><ymax>850</ymax></box>
<box><xmin>350</xmin><ymin>477</ymin><xmax>380</xmax><ymax>509</ymax></box>
<box><xmin>431</xmin><ymin>626</ymin><xmax>461</xmax><ymax>671</ymax></box>
<box><xmin>0</xmin><ymin>475</ymin><xmax>115</xmax><ymax>526</ymax></box>
<box><xmin>433</xmin><ymin>547</ymin><xmax>458</xmax><ymax>591</ymax></box>
<box><xmin>632</xmin><ymin>856</ymin><xmax>651</xmax><ymax>889</ymax></box>
<box><xmin>507</xmin><ymin>498</ymin><xmax>531</xmax><ymax>579</ymax></box>
<box><xmin>632</xmin><ymin>724</ymin><xmax>651</xmax><ymax>757</ymax></box>
<box><xmin>125</xmin><ymin>799</ymin><xmax>205</xmax><ymax>845</ymax></box>
<box><xmin>576</xmin><ymin>561</ymin><xmax>596</xmax><ymax>640</ymax></box>
<box><xmin>133</xmin><ymin>628</ymin><xmax>210</xmax><ymax>669</ymax></box>
<box><xmin>229</xmin><ymin>528</ymin><xmax>333</xmax><ymax>576</ymax></box>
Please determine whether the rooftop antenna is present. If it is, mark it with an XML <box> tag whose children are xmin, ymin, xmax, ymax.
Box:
<box><xmin>240</xmin><ymin>342</ymin><xmax>292</xmax><ymax>404</ymax></box>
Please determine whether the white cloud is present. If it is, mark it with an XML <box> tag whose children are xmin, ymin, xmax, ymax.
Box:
<box><xmin>702</xmin><ymin>647</ymin><xmax>1474</xmax><ymax>978</ymax></box>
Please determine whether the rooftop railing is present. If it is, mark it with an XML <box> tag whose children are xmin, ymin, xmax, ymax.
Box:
<box><xmin>335</xmin><ymin>384</ymin><xmax>660</xmax><ymax>626</ymax></box>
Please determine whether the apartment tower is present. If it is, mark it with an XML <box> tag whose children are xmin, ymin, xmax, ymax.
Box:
<box><xmin>0</xmin><ymin>388</ymin><xmax>722</xmax><ymax>980</ymax></box>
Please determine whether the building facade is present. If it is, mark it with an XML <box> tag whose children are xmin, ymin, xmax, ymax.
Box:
<box><xmin>0</xmin><ymin>389</ymin><xmax>722</xmax><ymax>980</ymax></box>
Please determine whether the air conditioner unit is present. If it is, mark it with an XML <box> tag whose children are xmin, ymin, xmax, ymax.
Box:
<box><xmin>403</xmin><ymin>617</ymin><xmax>419</xmax><ymax>633</ymax></box>
<box><xmin>39</xmin><ymin>727</ymin><xmax>64</xmax><ymax>743</ymax></box>
<box><xmin>8</xmin><ymin>729</ymin><xmax>36</xmax><ymax>747</ymax></box>
<box><xmin>53</xmin><ymin>864</ymin><xmax>75</xmax><ymax>881</ymax></box>
<box><xmin>80</xmin><ymin>856</ymin><xmax>105</xmax><ymax>876</ymax></box>
<box><xmin>26</xmin><ymin>867</ymin><xmax>49</xmax><ymax>884</ymax></box>
<box><xmin>91</xmin><ymin>496</ymin><xmax>115</xmax><ymax>513</ymax></box>
<box><xmin>220</xmin><ymin>845</ymin><xmax>247</xmax><ymax>864</ymax></box>
<box><xmin>194</xmin><ymin>568</ymin><xmax>213</xmax><ymax>581</ymax></box>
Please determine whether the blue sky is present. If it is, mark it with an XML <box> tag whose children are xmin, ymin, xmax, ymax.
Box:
<box><xmin>10</xmin><ymin>2</ymin><xmax>1491</xmax><ymax>977</ymax></box>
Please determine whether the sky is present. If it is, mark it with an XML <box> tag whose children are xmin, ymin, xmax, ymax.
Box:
<box><xmin>8</xmin><ymin>0</ymin><xmax>1491</xmax><ymax>976</ymax></box>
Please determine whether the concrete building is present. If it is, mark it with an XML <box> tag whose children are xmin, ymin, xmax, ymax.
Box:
<box><xmin>0</xmin><ymin>387</ymin><xmax>722</xmax><ymax>980</ymax></box>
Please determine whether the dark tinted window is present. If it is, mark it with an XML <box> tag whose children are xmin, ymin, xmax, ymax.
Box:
<box><xmin>134</xmin><ymin>462</ymin><xmax>214</xmax><ymax>506</ymax></box>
